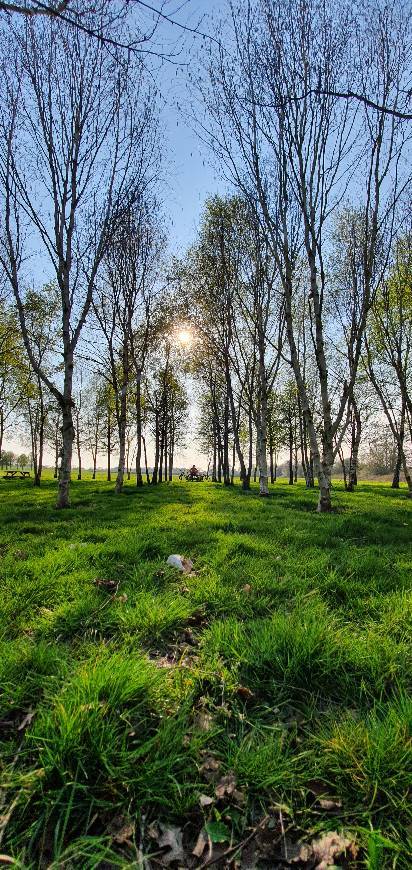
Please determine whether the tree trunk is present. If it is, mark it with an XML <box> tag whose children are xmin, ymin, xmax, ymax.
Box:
<box><xmin>347</xmin><ymin>402</ymin><xmax>361</xmax><ymax>492</ymax></box>
<box><xmin>152</xmin><ymin>415</ymin><xmax>160</xmax><ymax>484</ymax></box>
<box><xmin>142</xmin><ymin>434</ymin><xmax>150</xmax><ymax>484</ymax></box>
<box><xmin>256</xmin><ymin>344</ymin><xmax>269</xmax><ymax>496</ymax></box>
<box><xmin>269</xmin><ymin>443</ymin><xmax>274</xmax><ymax>484</ymax></box>
<box><xmin>231</xmin><ymin>441</ymin><xmax>235</xmax><ymax>484</ymax></box>
<box><xmin>35</xmin><ymin>409</ymin><xmax>45</xmax><ymax>488</ymax></box>
<box><xmin>164</xmin><ymin>428</ymin><xmax>168</xmax><ymax>481</ymax></box>
<box><xmin>400</xmin><ymin>451</ymin><xmax>412</xmax><ymax>497</ymax></box>
<box><xmin>76</xmin><ymin>412</ymin><xmax>82</xmax><ymax>480</ymax></box>
<box><xmin>107</xmin><ymin>413</ymin><xmax>111</xmax><ymax>482</ymax></box>
<box><xmin>226</xmin><ymin>360</ymin><xmax>249</xmax><ymax>489</ymax></box>
<box><xmin>223</xmin><ymin>388</ymin><xmax>231</xmax><ymax>486</ymax></box>
<box><xmin>212</xmin><ymin>420</ymin><xmax>217</xmax><ymax>481</ymax></box>
<box><xmin>217</xmin><ymin>426</ymin><xmax>223</xmax><ymax>482</ymax></box>
<box><xmin>391</xmin><ymin>406</ymin><xmax>405</xmax><ymax>489</ymax></box>
<box><xmin>92</xmin><ymin>453</ymin><xmax>97</xmax><ymax>480</ymax></box>
<box><xmin>135</xmin><ymin>375</ymin><xmax>143</xmax><ymax>487</ymax></box>
<box><xmin>392</xmin><ymin>450</ymin><xmax>402</xmax><ymax>488</ymax></box>
<box><xmin>54</xmin><ymin>428</ymin><xmax>59</xmax><ymax>478</ymax></box>
<box><xmin>289</xmin><ymin>424</ymin><xmax>294</xmax><ymax>485</ymax></box>
<box><xmin>115</xmin><ymin>389</ymin><xmax>127</xmax><ymax>494</ymax></box>
<box><xmin>56</xmin><ymin>404</ymin><xmax>75</xmax><ymax>508</ymax></box>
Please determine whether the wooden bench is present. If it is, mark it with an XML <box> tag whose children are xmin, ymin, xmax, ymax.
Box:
<box><xmin>3</xmin><ymin>469</ymin><xmax>31</xmax><ymax>479</ymax></box>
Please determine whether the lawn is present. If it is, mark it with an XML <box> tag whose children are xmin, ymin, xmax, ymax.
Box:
<box><xmin>0</xmin><ymin>475</ymin><xmax>411</xmax><ymax>868</ymax></box>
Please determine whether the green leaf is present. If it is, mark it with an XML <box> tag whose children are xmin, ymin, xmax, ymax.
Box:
<box><xmin>205</xmin><ymin>820</ymin><xmax>231</xmax><ymax>843</ymax></box>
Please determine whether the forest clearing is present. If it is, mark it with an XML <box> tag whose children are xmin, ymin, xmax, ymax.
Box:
<box><xmin>1</xmin><ymin>0</ymin><xmax>412</xmax><ymax>866</ymax></box>
<box><xmin>0</xmin><ymin>474</ymin><xmax>411</xmax><ymax>867</ymax></box>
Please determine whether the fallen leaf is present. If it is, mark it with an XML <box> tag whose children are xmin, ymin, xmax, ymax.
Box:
<box><xmin>107</xmin><ymin>815</ymin><xmax>135</xmax><ymax>844</ymax></box>
<box><xmin>116</xmin><ymin>593</ymin><xmax>128</xmax><ymax>603</ymax></box>
<box><xmin>192</xmin><ymin>830</ymin><xmax>208</xmax><ymax>858</ymax></box>
<box><xmin>114</xmin><ymin>822</ymin><xmax>134</xmax><ymax>844</ymax></box>
<box><xmin>199</xmin><ymin>794</ymin><xmax>214</xmax><ymax>807</ymax></box>
<box><xmin>200</xmin><ymin>754</ymin><xmax>221</xmax><ymax>780</ymax></box>
<box><xmin>318</xmin><ymin>798</ymin><xmax>343</xmax><ymax>810</ymax></box>
<box><xmin>215</xmin><ymin>772</ymin><xmax>237</xmax><ymax>799</ymax></box>
<box><xmin>157</xmin><ymin>825</ymin><xmax>185</xmax><ymax>866</ymax></box>
<box><xmin>292</xmin><ymin>831</ymin><xmax>358</xmax><ymax>869</ymax></box>
<box><xmin>18</xmin><ymin>709</ymin><xmax>35</xmax><ymax>731</ymax></box>
<box><xmin>195</xmin><ymin>711</ymin><xmax>214</xmax><ymax>732</ymax></box>
<box><xmin>242</xmin><ymin>583</ymin><xmax>252</xmax><ymax>594</ymax></box>
<box><xmin>205</xmin><ymin>820</ymin><xmax>230</xmax><ymax>843</ymax></box>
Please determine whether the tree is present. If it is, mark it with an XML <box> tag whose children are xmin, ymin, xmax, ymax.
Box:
<box><xmin>0</xmin><ymin>1</ymin><xmax>212</xmax><ymax>65</ymax></box>
<box><xmin>93</xmin><ymin>200</ymin><xmax>162</xmax><ymax>493</ymax></box>
<box><xmin>1</xmin><ymin>448</ymin><xmax>15</xmax><ymax>468</ymax></box>
<box><xmin>18</xmin><ymin>284</ymin><xmax>60</xmax><ymax>485</ymax></box>
<box><xmin>0</xmin><ymin>295</ymin><xmax>28</xmax><ymax>457</ymax></box>
<box><xmin>365</xmin><ymin>236</ymin><xmax>412</xmax><ymax>495</ymax></box>
<box><xmin>200</xmin><ymin>0</ymin><xmax>411</xmax><ymax>510</ymax></box>
<box><xmin>82</xmin><ymin>379</ymin><xmax>106</xmax><ymax>480</ymax></box>
<box><xmin>0</xmin><ymin>7</ymin><xmax>158</xmax><ymax>506</ymax></box>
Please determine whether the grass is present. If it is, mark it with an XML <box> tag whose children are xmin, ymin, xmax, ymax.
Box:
<box><xmin>0</xmin><ymin>473</ymin><xmax>411</xmax><ymax>867</ymax></box>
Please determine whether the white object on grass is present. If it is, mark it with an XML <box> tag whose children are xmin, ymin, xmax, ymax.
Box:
<box><xmin>166</xmin><ymin>554</ymin><xmax>194</xmax><ymax>573</ymax></box>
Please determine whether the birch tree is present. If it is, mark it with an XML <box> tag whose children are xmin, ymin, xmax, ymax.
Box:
<box><xmin>200</xmin><ymin>0</ymin><xmax>411</xmax><ymax>510</ymax></box>
<box><xmin>0</xmin><ymin>5</ymin><xmax>158</xmax><ymax>506</ymax></box>
<box><xmin>365</xmin><ymin>236</ymin><xmax>412</xmax><ymax>495</ymax></box>
<box><xmin>93</xmin><ymin>201</ymin><xmax>161</xmax><ymax>493</ymax></box>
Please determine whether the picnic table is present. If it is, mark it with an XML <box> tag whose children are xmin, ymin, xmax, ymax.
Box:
<box><xmin>3</xmin><ymin>469</ymin><xmax>31</xmax><ymax>479</ymax></box>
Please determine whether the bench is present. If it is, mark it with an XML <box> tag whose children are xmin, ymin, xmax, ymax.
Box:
<box><xmin>3</xmin><ymin>469</ymin><xmax>31</xmax><ymax>479</ymax></box>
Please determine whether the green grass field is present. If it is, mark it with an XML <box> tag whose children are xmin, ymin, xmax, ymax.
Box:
<box><xmin>0</xmin><ymin>474</ymin><xmax>411</xmax><ymax>868</ymax></box>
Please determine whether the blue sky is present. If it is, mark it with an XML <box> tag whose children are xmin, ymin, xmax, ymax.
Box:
<box><xmin>154</xmin><ymin>0</ymin><xmax>226</xmax><ymax>255</ymax></box>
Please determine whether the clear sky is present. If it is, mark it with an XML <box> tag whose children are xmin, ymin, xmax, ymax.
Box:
<box><xmin>155</xmin><ymin>0</ymin><xmax>226</xmax><ymax>255</ymax></box>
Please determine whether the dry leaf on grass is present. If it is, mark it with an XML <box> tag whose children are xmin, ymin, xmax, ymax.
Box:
<box><xmin>200</xmin><ymin>754</ymin><xmax>221</xmax><ymax>781</ymax></box>
<box><xmin>107</xmin><ymin>815</ymin><xmax>135</xmax><ymax>844</ymax></box>
<box><xmin>215</xmin><ymin>773</ymin><xmax>237</xmax><ymax>799</ymax></box>
<box><xmin>242</xmin><ymin>584</ymin><xmax>252</xmax><ymax>594</ymax></box>
<box><xmin>192</xmin><ymin>830</ymin><xmax>208</xmax><ymax>858</ymax></box>
<box><xmin>157</xmin><ymin>825</ymin><xmax>185</xmax><ymax>866</ymax></box>
<box><xmin>292</xmin><ymin>831</ymin><xmax>358</xmax><ymax>869</ymax></box>
<box><xmin>215</xmin><ymin>772</ymin><xmax>246</xmax><ymax>804</ymax></box>
<box><xmin>318</xmin><ymin>798</ymin><xmax>343</xmax><ymax>811</ymax></box>
<box><xmin>199</xmin><ymin>794</ymin><xmax>214</xmax><ymax>807</ymax></box>
<box><xmin>195</xmin><ymin>711</ymin><xmax>214</xmax><ymax>732</ymax></box>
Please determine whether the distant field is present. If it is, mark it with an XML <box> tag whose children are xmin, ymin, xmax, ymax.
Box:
<box><xmin>0</xmin><ymin>475</ymin><xmax>411</xmax><ymax>868</ymax></box>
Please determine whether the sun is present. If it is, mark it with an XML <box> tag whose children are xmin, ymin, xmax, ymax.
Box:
<box><xmin>176</xmin><ymin>326</ymin><xmax>194</xmax><ymax>348</ymax></box>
